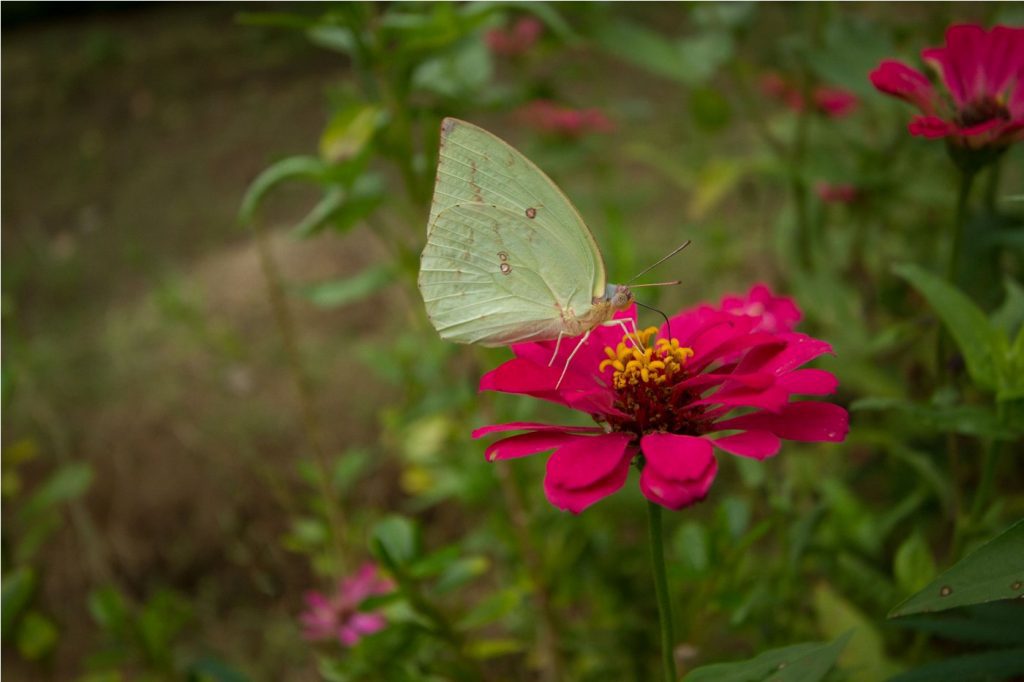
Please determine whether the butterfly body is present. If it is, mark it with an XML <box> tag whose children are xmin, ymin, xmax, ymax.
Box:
<box><xmin>419</xmin><ymin>118</ymin><xmax>633</xmax><ymax>347</ymax></box>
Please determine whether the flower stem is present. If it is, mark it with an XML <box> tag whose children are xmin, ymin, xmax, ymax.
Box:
<box><xmin>947</xmin><ymin>170</ymin><xmax>975</xmax><ymax>285</ymax></box>
<box><xmin>647</xmin><ymin>501</ymin><xmax>677</xmax><ymax>682</ymax></box>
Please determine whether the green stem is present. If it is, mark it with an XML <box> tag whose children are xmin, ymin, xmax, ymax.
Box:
<box><xmin>947</xmin><ymin>170</ymin><xmax>975</xmax><ymax>284</ymax></box>
<box><xmin>648</xmin><ymin>502</ymin><xmax>677</xmax><ymax>682</ymax></box>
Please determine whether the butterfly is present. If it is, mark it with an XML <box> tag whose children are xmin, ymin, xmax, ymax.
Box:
<box><xmin>418</xmin><ymin>118</ymin><xmax>680</xmax><ymax>385</ymax></box>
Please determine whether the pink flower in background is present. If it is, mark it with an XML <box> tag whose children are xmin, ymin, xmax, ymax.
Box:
<box><xmin>719</xmin><ymin>283</ymin><xmax>802</xmax><ymax>334</ymax></box>
<box><xmin>815</xmin><ymin>181</ymin><xmax>861</xmax><ymax>205</ymax></box>
<box><xmin>473</xmin><ymin>289</ymin><xmax>848</xmax><ymax>514</ymax></box>
<box><xmin>870</xmin><ymin>24</ymin><xmax>1024</xmax><ymax>148</ymax></box>
<box><xmin>518</xmin><ymin>100</ymin><xmax>616</xmax><ymax>138</ymax></box>
<box><xmin>485</xmin><ymin>17</ymin><xmax>543</xmax><ymax>57</ymax></box>
<box><xmin>761</xmin><ymin>73</ymin><xmax>859</xmax><ymax>118</ymax></box>
<box><xmin>300</xmin><ymin>563</ymin><xmax>393</xmax><ymax>646</ymax></box>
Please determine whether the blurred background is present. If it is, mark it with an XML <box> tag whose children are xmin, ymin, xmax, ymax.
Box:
<box><xmin>3</xmin><ymin>3</ymin><xmax>1023</xmax><ymax>681</ymax></box>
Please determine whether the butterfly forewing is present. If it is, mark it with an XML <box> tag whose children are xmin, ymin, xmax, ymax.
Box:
<box><xmin>420</xmin><ymin>203</ymin><xmax>600</xmax><ymax>346</ymax></box>
<box><xmin>428</xmin><ymin>118</ymin><xmax>606</xmax><ymax>301</ymax></box>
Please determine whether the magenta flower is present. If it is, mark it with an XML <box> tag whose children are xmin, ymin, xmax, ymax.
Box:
<box><xmin>760</xmin><ymin>73</ymin><xmax>859</xmax><ymax>118</ymax></box>
<box><xmin>870</xmin><ymin>24</ymin><xmax>1024</xmax><ymax>148</ymax></box>
<box><xmin>300</xmin><ymin>563</ymin><xmax>393</xmax><ymax>646</ymax></box>
<box><xmin>473</xmin><ymin>287</ymin><xmax>848</xmax><ymax>513</ymax></box>
<box><xmin>485</xmin><ymin>17</ymin><xmax>543</xmax><ymax>57</ymax></box>
<box><xmin>815</xmin><ymin>181</ymin><xmax>861</xmax><ymax>205</ymax></box>
<box><xmin>518</xmin><ymin>100</ymin><xmax>615</xmax><ymax>138</ymax></box>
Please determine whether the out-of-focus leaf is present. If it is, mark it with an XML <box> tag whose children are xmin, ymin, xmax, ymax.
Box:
<box><xmin>466</xmin><ymin>638</ymin><xmax>525</xmax><ymax>660</ymax></box>
<box><xmin>689</xmin><ymin>86</ymin><xmax>732</xmax><ymax>132</ymax></box>
<box><xmin>676</xmin><ymin>32</ymin><xmax>734</xmax><ymax>86</ymax></box>
<box><xmin>239</xmin><ymin>156</ymin><xmax>330</xmax><ymax>224</ymax></box>
<box><xmin>990</xmin><ymin>277</ymin><xmax>1024</xmax><ymax>338</ymax></box>
<box><xmin>408</xmin><ymin>546</ymin><xmax>460</xmax><ymax>579</ymax></box>
<box><xmin>886</xmin><ymin>648</ymin><xmax>1024</xmax><ymax>682</ymax></box>
<box><xmin>434</xmin><ymin>556</ymin><xmax>489</xmax><ymax>593</ymax></box>
<box><xmin>673</xmin><ymin>521</ymin><xmax>710</xmax><ymax>575</ymax></box>
<box><xmin>894</xmin><ymin>532</ymin><xmax>937</xmax><ymax>597</ymax></box>
<box><xmin>187</xmin><ymin>655</ymin><xmax>252</xmax><ymax>682</ymax></box>
<box><xmin>591</xmin><ymin>20</ymin><xmax>689</xmax><ymax>83</ymax></box>
<box><xmin>292</xmin><ymin>188</ymin><xmax>346</xmax><ymax>238</ymax></box>
<box><xmin>719</xmin><ymin>496</ymin><xmax>751</xmax><ymax>541</ymax></box>
<box><xmin>692</xmin><ymin>2</ymin><xmax>757</xmax><ymax>30</ymax></box>
<box><xmin>890</xmin><ymin>518</ymin><xmax>1024</xmax><ymax>617</ymax></box>
<box><xmin>235</xmin><ymin>11</ymin><xmax>318</xmax><ymax>30</ymax></box>
<box><xmin>814</xmin><ymin>583</ymin><xmax>902</xmax><ymax>680</ymax></box>
<box><xmin>332</xmin><ymin>449</ymin><xmax>372</xmax><ymax>493</ymax></box>
<box><xmin>323</xmin><ymin>173</ymin><xmax>386</xmax><ymax>236</ymax></box>
<box><xmin>458</xmin><ymin>585</ymin><xmax>525</xmax><ymax>629</ymax></box>
<box><xmin>412</xmin><ymin>38</ymin><xmax>492</xmax><ymax>98</ymax></box>
<box><xmin>88</xmin><ymin>585</ymin><xmax>131</xmax><ymax>640</ymax></box>
<box><xmin>2</xmin><ymin>567</ymin><xmax>36</xmax><ymax>636</ymax></box>
<box><xmin>307</xmin><ymin>25</ymin><xmax>355</xmax><ymax>54</ymax></box>
<box><xmin>851</xmin><ymin>398</ymin><xmax>1019</xmax><ymax>439</ymax></box>
<box><xmin>371</xmin><ymin>516</ymin><xmax>421</xmax><ymax>569</ymax></box>
<box><xmin>684</xmin><ymin>632</ymin><xmax>852</xmax><ymax>682</ymax></box>
<box><xmin>298</xmin><ymin>264</ymin><xmax>394</xmax><ymax>308</ymax></box>
<box><xmin>320</xmin><ymin>105</ymin><xmax>384</xmax><ymax>163</ymax></box>
<box><xmin>895</xmin><ymin>263</ymin><xmax>1001</xmax><ymax>391</ymax></box>
<box><xmin>19</xmin><ymin>462</ymin><xmax>93</xmax><ymax>523</ymax></box>
<box><xmin>689</xmin><ymin>159</ymin><xmax>744</xmax><ymax>220</ymax></box>
<box><xmin>16</xmin><ymin>610</ymin><xmax>59</xmax><ymax>660</ymax></box>
<box><xmin>463</xmin><ymin>1</ymin><xmax>579</xmax><ymax>43</ymax></box>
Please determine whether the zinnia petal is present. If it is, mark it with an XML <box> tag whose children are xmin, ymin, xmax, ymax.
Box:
<box><xmin>544</xmin><ymin>433</ymin><xmax>633</xmax><ymax>513</ymax></box>
<box><xmin>870</xmin><ymin>59</ymin><xmax>939</xmax><ymax>113</ymax></box>
<box><xmin>777</xmin><ymin>368</ymin><xmax>839</xmax><ymax>395</ymax></box>
<box><xmin>639</xmin><ymin>433</ymin><xmax>717</xmax><ymax>510</ymax></box>
<box><xmin>715</xmin><ymin>402</ymin><xmax>849</xmax><ymax>442</ymax></box>
<box><xmin>472</xmin><ymin>422</ymin><xmax>602</xmax><ymax>439</ymax></box>
<box><xmin>712</xmin><ymin>430</ymin><xmax>781</xmax><ymax>460</ymax></box>
<box><xmin>483</xmin><ymin>430</ymin><xmax>598</xmax><ymax>462</ymax></box>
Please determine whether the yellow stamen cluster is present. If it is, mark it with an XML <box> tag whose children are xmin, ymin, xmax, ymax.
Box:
<box><xmin>599</xmin><ymin>327</ymin><xmax>695</xmax><ymax>390</ymax></box>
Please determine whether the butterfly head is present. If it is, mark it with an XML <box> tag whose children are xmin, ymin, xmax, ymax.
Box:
<box><xmin>604</xmin><ymin>283</ymin><xmax>634</xmax><ymax>311</ymax></box>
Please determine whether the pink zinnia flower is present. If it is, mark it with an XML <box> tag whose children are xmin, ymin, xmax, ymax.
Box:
<box><xmin>518</xmin><ymin>100</ymin><xmax>615</xmax><ymax>138</ymax></box>
<box><xmin>300</xmin><ymin>563</ymin><xmax>393</xmax><ymax>646</ymax></box>
<box><xmin>485</xmin><ymin>17</ymin><xmax>543</xmax><ymax>57</ymax></box>
<box><xmin>815</xmin><ymin>181</ymin><xmax>861</xmax><ymax>205</ymax></box>
<box><xmin>473</xmin><ymin>287</ymin><xmax>848</xmax><ymax>514</ymax></box>
<box><xmin>870</xmin><ymin>24</ymin><xmax>1024</xmax><ymax>148</ymax></box>
<box><xmin>760</xmin><ymin>73</ymin><xmax>859</xmax><ymax>118</ymax></box>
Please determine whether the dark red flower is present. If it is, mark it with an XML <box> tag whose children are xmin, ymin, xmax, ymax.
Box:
<box><xmin>473</xmin><ymin>287</ymin><xmax>848</xmax><ymax>513</ymax></box>
<box><xmin>760</xmin><ymin>73</ymin><xmax>859</xmax><ymax>118</ymax></box>
<box><xmin>870</xmin><ymin>24</ymin><xmax>1024</xmax><ymax>148</ymax></box>
<box><xmin>485</xmin><ymin>17</ymin><xmax>543</xmax><ymax>58</ymax></box>
<box><xmin>815</xmin><ymin>181</ymin><xmax>861</xmax><ymax>205</ymax></box>
<box><xmin>517</xmin><ymin>100</ymin><xmax>616</xmax><ymax>138</ymax></box>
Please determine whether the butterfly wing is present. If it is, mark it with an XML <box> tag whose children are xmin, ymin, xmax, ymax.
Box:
<box><xmin>419</xmin><ymin>203</ymin><xmax>599</xmax><ymax>346</ymax></box>
<box><xmin>428</xmin><ymin>118</ymin><xmax>606</xmax><ymax>301</ymax></box>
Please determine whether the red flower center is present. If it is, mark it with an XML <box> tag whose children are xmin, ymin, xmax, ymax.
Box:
<box><xmin>957</xmin><ymin>95</ymin><xmax>1010</xmax><ymax>128</ymax></box>
<box><xmin>597</xmin><ymin>328</ymin><xmax>712</xmax><ymax>438</ymax></box>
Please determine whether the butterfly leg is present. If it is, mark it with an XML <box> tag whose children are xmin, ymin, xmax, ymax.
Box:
<box><xmin>555</xmin><ymin>330</ymin><xmax>592</xmax><ymax>390</ymax></box>
<box><xmin>548</xmin><ymin>331</ymin><xmax>569</xmax><ymax>367</ymax></box>
<box><xmin>601</xmin><ymin>318</ymin><xmax>645</xmax><ymax>352</ymax></box>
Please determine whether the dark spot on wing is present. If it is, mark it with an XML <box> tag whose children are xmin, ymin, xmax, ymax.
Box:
<box><xmin>525</xmin><ymin>207</ymin><xmax>537</xmax><ymax>219</ymax></box>
<box><xmin>500</xmin><ymin>263</ymin><xmax>512</xmax><ymax>275</ymax></box>
<box><xmin>497</xmin><ymin>251</ymin><xmax>508</xmax><ymax>262</ymax></box>
<box><xmin>469</xmin><ymin>160</ymin><xmax>483</xmax><ymax>202</ymax></box>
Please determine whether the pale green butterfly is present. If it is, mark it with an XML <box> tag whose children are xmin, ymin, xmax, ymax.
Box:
<box><xmin>418</xmin><ymin>118</ymin><xmax>646</xmax><ymax>384</ymax></box>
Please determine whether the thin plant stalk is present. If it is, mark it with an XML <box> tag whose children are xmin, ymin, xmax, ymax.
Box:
<box><xmin>648</xmin><ymin>501</ymin><xmax>677</xmax><ymax>682</ymax></box>
<box><xmin>253</xmin><ymin>221</ymin><xmax>348</xmax><ymax>570</ymax></box>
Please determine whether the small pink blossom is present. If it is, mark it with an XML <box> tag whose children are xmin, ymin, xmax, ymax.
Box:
<box><xmin>815</xmin><ymin>181</ymin><xmax>861</xmax><ymax>205</ymax></box>
<box><xmin>300</xmin><ymin>563</ymin><xmax>393</xmax><ymax>646</ymax></box>
<box><xmin>518</xmin><ymin>100</ymin><xmax>615</xmax><ymax>138</ymax></box>
<box><xmin>473</xmin><ymin>288</ymin><xmax>848</xmax><ymax>514</ymax></box>
<box><xmin>870</xmin><ymin>24</ymin><xmax>1024</xmax><ymax>148</ymax></box>
<box><xmin>760</xmin><ymin>73</ymin><xmax>859</xmax><ymax>118</ymax></box>
<box><xmin>485</xmin><ymin>17</ymin><xmax>543</xmax><ymax>57</ymax></box>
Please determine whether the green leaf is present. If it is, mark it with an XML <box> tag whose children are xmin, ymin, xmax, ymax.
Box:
<box><xmin>320</xmin><ymin>105</ymin><xmax>384</xmax><ymax>163</ymax></box>
<box><xmin>88</xmin><ymin>585</ymin><xmax>131</xmax><ymax>640</ymax></box>
<box><xmin>291</xmin><ymin>188</ymin><xmax>346</xmax><ymax>238</ymax></box>
<box><xmin>890</xmin><ymin>518</ymin><xmax>1024</xmax><ymax>617</ymax></box>
<box><xmin>894</xmin><ymin>532</ymin><xmax>937</xmax><ymax>597</ymax></box>
<box><xmin>591</xmin><ymin>20</ymin><xmax>689</xmax><ymax>83</ymax></box>
<box><xmin>851</xmin><ymin>397</ymin><xmax>1020</xmax><ymax>439</ymax></box>
<box><xmin>465</xmin><ymin>637</ymin><xmax>525</xmax><ymax>660</ymax></box>
<box><xmin>298</xmin><ymin>265</ymin><xmax>394</xmax><ymax>309</ymax></box>
<box><xmin>371</xmin><ymin>516</ymin><xmax>421</xmax><ymax>569</ymax></box>
<box><xmin>895</xmin><ymin>263</ymin><xmax>1001</xmax><ymax>390</ymax></box>
<box><xmin>676</xmin><ymin>32</ymin><xmax>734</xmax><ymax>86</ymax></box>
<box><xmin>16</xmin><ymin>610</ymin><xmax>59</xmax><ymax>660</ymax></box>
<box><xmin>238</xmin><ymin>155</ymin><xmax>330</xmax><ymax>225</ymax></box>
<box><xmin>412</xmin><ymin>38</ymin><xmax>492</xmax><ymax>98</ymax></box>
<box><xmin>187</xmin><ymin>655</ymin><xmax>253</xmax><ymax>682</ymax></box>
<box><xmin>887</xmin><ymin>648</ymin><xmax>1024</xmax><ymax>682</ymax></box>
<box><xmin>684</xmin><ymin>632</ymin><xmax>852</xmax><ymax>682</ymax></box>
<box><xmin>2</xmin><ymin>567</ymin><xmax>36</xmax><ymax>636</ymax></box>
<box><xmin>18</xmin><ymin>462</ymin><xmax>93</xmax><ymax>523</ymax></box>
<box><xmin>306</xmin><ymin>25</ymin><xmax>356</xmax><ymax>54</ymax></box>
<box><xmin>814</xmin><ymin>583</ymin><xmax>902</xmax><ymax>680</ymax></box>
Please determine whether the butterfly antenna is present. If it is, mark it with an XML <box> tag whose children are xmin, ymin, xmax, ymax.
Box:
<box><xmin>635</xmin><ymin>300</ymin><xmax>672</xmax><ymax>340</ymax></box>
<box><xmin>626</xmin><ymin>240</ymin><xmax>691</xmax><ymax>284</ymax></box>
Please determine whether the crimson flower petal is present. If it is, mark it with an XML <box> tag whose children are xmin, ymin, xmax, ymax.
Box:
<box><xmin>483</xmin><ymin>431</ymin><xmax>596</xmax><ymax>462</ymax></box>
<box><xmin>776</xmin><ymin>368</ymin><xmax>839</xmax><ymax>395</ymax></box>
<box><xmin>712</xmin><ymin>430</ymin><xmax>781</xmax><ymax>460</ymax></box>
<box><xmin>544</xmin><ymin>434</ymin><xmax>634</xmax><ymax>513</ymax></box>
<box><xmin>639</xmin><ymin>433</ymin><xmax>717</xmax><ymax>510</ymax></box>
<box><xmin>870</xmin><ymin>59</ymin><xmax>938</xmax><ymax>113</ymax></box>
<box><xmin>472</xmin><ymin>422</ymin><xmax>601</xmax><ymax>438</ymax></box>
<box><xmin>715</xmin><ymin>402</ymin><xmax>849</xmax><ymax>442</ymax></box>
